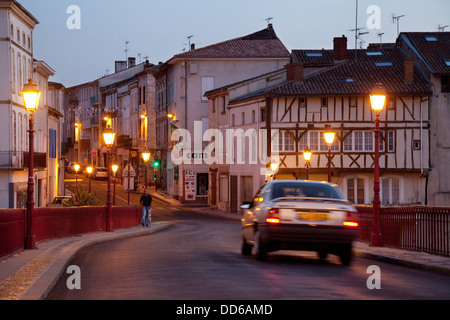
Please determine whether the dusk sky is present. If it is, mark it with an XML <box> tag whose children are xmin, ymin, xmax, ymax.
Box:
<box><xmin>19</xmin><ymin>0</ymin><xmax>450</xmax><ymax>87</ymax></box>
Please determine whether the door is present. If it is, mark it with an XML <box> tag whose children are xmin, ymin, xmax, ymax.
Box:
<box><xmin>230</xmin><ymin>175</ymin><xmax>238</xmax><ymax>213</ymax></box>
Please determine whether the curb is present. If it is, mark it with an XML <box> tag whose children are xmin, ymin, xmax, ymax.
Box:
<box><xmin>20</xmin><ymin>223</ymin><xmax>171</xmax><ymax>300</ymax></box>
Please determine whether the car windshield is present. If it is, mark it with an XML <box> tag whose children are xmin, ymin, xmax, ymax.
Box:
<box><xmin>271</xmin><ymin>182</ymin><xmax>344</xmax><ymax>200</ymax></box>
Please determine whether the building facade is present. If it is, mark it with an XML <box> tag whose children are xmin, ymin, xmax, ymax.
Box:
<box><xmin>0</xmin><ymin>0</ymin><xmax>62</xmax><ymax>208</ymax></box>
<box><xmin>156</xmin><ymin>24</ymin><xmax>290</xmax><ymax>203</ymax></box>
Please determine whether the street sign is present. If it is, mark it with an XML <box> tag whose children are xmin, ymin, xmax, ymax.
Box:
<box><xmin>123</xmin><ymin>165</ymin><xmax>136</xmax><ymax>177</ymax></box>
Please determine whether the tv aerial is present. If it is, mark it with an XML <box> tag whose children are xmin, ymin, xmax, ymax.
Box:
<box><xmin>438</xmin><ymin>24</ymin><xmax>449</xmax><ymax>32</ymax></box>
<box><xmin>392</xmin><ymin>14</ymin><xmax>405</xmax><ymax>36</ymax></box>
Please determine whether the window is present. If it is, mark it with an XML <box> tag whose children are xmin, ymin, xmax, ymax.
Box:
<box><xmin>241</xmin><ymin>112</ymin><xmax>245</xmax><ymax>125</ymax></box>
<box><xmin>232</xmin><ymin>114</ymin><xmax>235</xmax><ymax>126</ymax></box>
<box><xmin>201</xmin><ymin>77</ymin><xmax>214</xmax><ymax>101</ymax></box>
<box><xmin>382</xmin><ymin>178</ymin><xmax>400</xmax><ymax>205</ymax></box>
<box><xmin>442</xmin><ymin>75</ymin><xmax>450</xmax><ymax>93</ymax></box>
<box><xmin>49</xmin><ymin>129</ymin><xmax>56</xmax><ymax>159</ymax></box>
<box><xmin>374</xmin><ymin>62</ymin><xmax>393</xmax><ymax>67</ymax></box>
<box><xmin>299</xmin><ymin>131</ymin><xmax>339</xmax><ymax>152</ymax></box>
<box><xmin>306</xmin><ymin>52</ymin><xmax>323</xmax><ymax>57</ymax></box>
<box><xmin>321</xmin><ymin>97</ymin><xmax>328</xmax><ymax>108</ymax></box>
<box><xmin>252</xmin><ymin>110</ymin><xmax>256</xmax><ymax>123</ymax></box>
<box><xmin>260</xmin><ymin>108</ymin><xmax>266</xmax><ymax>122</ymax></box>
<box><xmin>387</xmin><ymin>131</ymin><xmax>395</xmax><ymax>152</ymax></box>
<box><xmin>444</xmin><ymin>59</ymin><xmax>450</xmax><ymax>67</ymax></box>
<box><xmin>335</xmin><ymin>77</ymin><xmax>354</xmax><ymax>83</ymax></box>
<box><xmin>366</xmin><ymin>51</ymin><xmax>383</xmax><ymax>56</ymax></box>
<box><xmin>299</xmin><ymin>97</ymin><xmax>306</xmax><ymax>108</ymax></box>
<box><xmin>387</xmin><ymin>97</ymin><xmax>396</xmax><ymax>110</ymax></box>
<box><xmin>274</xmin><ymin>131</ymin><xmax>295</xmax><ymax>152</ymax></box>
<box><xmin>347</xmin><ymin>178</ymin><xmax>365</xmax><ymax>204</ymax></box>
<box><xmin>344</xmin><ymin>131</ymin><xmax>386</xmax><ymax>152</ymax></box>
<box><xmin>413</xmin><ymin>140</ymin><xmax>421</xmax><ymax>150</ymax></box>
<box><xmin>424</xmin><ymin>36</ymin><xmax>437</xmax><ymax>42</ymax></box>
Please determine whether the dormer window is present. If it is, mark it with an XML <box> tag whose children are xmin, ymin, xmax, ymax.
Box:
<box><xmin>374</xmin><ymin>62</ymin><xmax>393</xmax><ymax>67</ymax></box>
<box><xmin>305</xmin><ymin>52</ymin><xmax>323</xmax><ymax>57</ymax></box>
<box><xmin>424</xmin><ymin>36</ymin><xmax>437</xmax><ymax>42</ymax></box>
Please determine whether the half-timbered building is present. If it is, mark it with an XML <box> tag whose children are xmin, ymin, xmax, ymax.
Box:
<box><xmin>209</xmin><ymin>36</ymin><xmax>432</xmax><ymax>211</ymax></box>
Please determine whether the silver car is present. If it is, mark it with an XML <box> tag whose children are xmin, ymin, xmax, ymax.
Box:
<box><xmin>241</xmin><ymin>180</ymin><xmax>359</xmax><ymax>265</ymax></box>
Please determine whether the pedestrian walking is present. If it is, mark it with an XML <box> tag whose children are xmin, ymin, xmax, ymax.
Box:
<box><xmin>140</xmin><ymin>188</ymin><xmax>152</xmax><ymax>227</ymax></box>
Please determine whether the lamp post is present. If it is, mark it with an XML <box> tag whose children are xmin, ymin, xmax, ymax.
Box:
<box><xmin>87</xmin><ymin>166</ymin><xmax>93</xmax><ymax>193</ymax></box>
<box><xmin>21</xmin><ymin>79</ymin><xmax>41</xmax><ymax>250</ymax></box>
<box><xmin>112</xmin><ymin>164</ymin><xmax>119</xmax><ymax>205</ymax></box>
<box><xmin>74</xmin><ymin>163</ymin><xmax>80</xmax><ymax>195</ymax></box>
<box><xmin>303</xmin><ymin>148</ymin><xmax>312</xmax><ymax>180</ymax></box>
<box><xmin>370</xmin><ymin>83</ymin><xmax>386</xmax><ymax>247</ymax></box>
<box><xmin>103</xmin><ymin>128</ymin><xmax>116</xmax><ymax>232</ymax></box>
<box><xmin>323</xmin><ymin>126</ymin><xmax>336</xmax><ymax>182</ymax></box>
<box><xmin>142</xmin><ymin>151</ymin><xmax>151</xmax><ymax>188</ymax></box>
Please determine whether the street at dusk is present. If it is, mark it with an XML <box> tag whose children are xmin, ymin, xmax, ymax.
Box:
<box><xmin>1</xmin><ymin>0</ymin><xmax>449</xmax><ymax>305</ymax></box>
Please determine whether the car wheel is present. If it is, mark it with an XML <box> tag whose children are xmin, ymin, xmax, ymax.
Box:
<box><xmin>339</xmin><ymin>243</ymin><xmax>353</xmax><ymax>266</ymax></box>
<box><xmin>317</xmin><ymin>250</ymin><xmax>328</xmax><ymax>260</ymax></box>
<box><xmin>241</xmin><ymin>238</ymin><xmax>252</xmax><ymax>256</ymax></box>
<box><xmin>254</xmin><ymin>231</ymin><xmax>268</xmax><ymax>261</ymax></box>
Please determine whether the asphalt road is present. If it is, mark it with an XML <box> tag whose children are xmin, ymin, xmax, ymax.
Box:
<box><xmin>46</xmin><ymin>198</ymin><xmax>450</xmax><ymax>300</ymax></box>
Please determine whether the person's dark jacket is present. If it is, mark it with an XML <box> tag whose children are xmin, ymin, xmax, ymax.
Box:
<box><xmin>140</xmin><ymin>194</ymin><xmax>152</xmax><ymax>207</ymax></box>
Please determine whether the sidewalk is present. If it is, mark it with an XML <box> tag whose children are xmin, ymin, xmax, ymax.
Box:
<box><xmin>0</xmin><ymin>223</ymin><xmax>170</xmax><ymax>300</ymax></box>
<box><xmin>0</xmin><ymin>191</ymin><xmax>449</xmax><ymax>301</ymax></box>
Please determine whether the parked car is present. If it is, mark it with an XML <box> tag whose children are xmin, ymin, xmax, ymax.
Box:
<box><xmin>48</xmin><ymin>196</ymin><xmax>73</xmax><ymax>207</ymax></box>
<box><xmin>66</xmin><ymin>162</ymin><xmax>79</xmax><ymax>174</ymax></box>
<box><xmin>92</xmin><ymin>167</ymin><xmax>108</xmax><ymax>180</ymax></box>
<box><xmin>241</xmin><ymin>180</ymin><xmax>359</xmax><ymax>265</ymax></box>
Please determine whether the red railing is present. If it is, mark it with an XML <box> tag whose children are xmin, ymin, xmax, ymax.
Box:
<box><xmin>0</xmin><ymin>206</ymin><xmax>142</xmax><ymax>259</ymax></box>
<box><xmin>356</xmin><ymin>206</ymin><xmax>450</xmax><ymax>257</ymax></box>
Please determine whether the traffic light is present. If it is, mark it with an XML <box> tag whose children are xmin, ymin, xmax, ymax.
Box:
<box><xmin>153</xmin><ymin>158</ymin><xmax>161</xmax><ymax>169</ymax></box>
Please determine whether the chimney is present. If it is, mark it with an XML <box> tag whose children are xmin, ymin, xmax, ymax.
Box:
<box><xmin>334</xmin><ymin>35</ymin><xmax>348</xmax><ymax>61</ymax></box>
<box><xmin>115</xmin><ymin>61</ymin><xmax>127</xmax><ymax>73</ymax></box>
<box><xmin>404</xmin><ymin>59</ymin><xmax>414</xmax><ymax>84</ymax></box>
<box><xmin>268</xmin><ymin>23</ymin><xmax>273</xmax><ymax>31</ymax></box>
<box><xmin>286</xmin><ymin>63</ymin><xmax>303</xmax><ymax>82</ymax></box>
<box><xmin>128</xmin><ymin>57</ymin><xmax>136</xmax><ymax>68</ymax></box>
<box><xmin>190</xmin><ymin>43</ymin><xmax>195</xmax><ymax>51</ymax></box>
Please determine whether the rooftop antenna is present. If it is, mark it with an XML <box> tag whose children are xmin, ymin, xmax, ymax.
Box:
<box><xmin>354</xmin><ymin>0</ymin><xmax>359</xmax><ymax>50</ymax></box>
<box><xmin>125</xmin><ymin>41</ymin><xmax>130</xmax><ymax>65</ymax></box>
<box><xmin>187</xmin><ymin>35</ymin><xmax>194</xmax><ymax>51</ymax></box>
<box><xmin>265</xmin><ymin>17</ymin><xmax>273</xmax><ymax>26</ymax></box>
<box><xmin>392</xmin><ymin>14</ymin><xmax>405</xmax><ymax>36</ymax></box>
<box><xmin>438</xmin><ymin>24</ymin><xmax>449</xmax><ymax>32</ymax></box>
<box><xmin>137</xmin><ymin>53</ymin><xmax>142</xmax><ymax>63</ymax></box>
<box><xmin>378</xmin><ymin>32</ymin><xmax>385</xmax><ymax>50</ymax></box>
<box><xmin>357</xmin><ymin>30</ymin><xmax>369</xmax><ymax>49</ymax></box>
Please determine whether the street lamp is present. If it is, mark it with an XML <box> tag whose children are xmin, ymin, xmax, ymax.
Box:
<box><xmin>370</xmin><ymin>83</ymin><xmax>386</xmax><ymax>247</ymax></box>
<box><xmin>103</xmin><ymin>128</ymin><xmax>116</xmax><ymax>232</ymax></box>
<box><xmin>21</xmin><ymin>79</ymin><xmax>41</xmax><ymax>249</ymax></box>
<box><xmin>303</xmin><ymin>148</ymin><xmax>312</xmax><ymax>180</ymax></box>
<box><xmin>323</xmin><ymin>126</ymin><xmax>336</xmax><ymax>182</ymax></box>
<box><xmin>86</xmin><ymin>166</ymin><xmax>93</xmax><ymax>193</ymax></box>
<box><xmin>142</xmin><ymin>151</ymin><xmax>151</xmax><ymax>188</ymax></box>
<box><xmin>74</xmin><ymin>163</ymin><xmax>80</xmax><ymax>195</ymax></box>
<box><xmin>112</xmin><ymin>164</ymin><xmax>119</xmax><ymax>205</ymax></box>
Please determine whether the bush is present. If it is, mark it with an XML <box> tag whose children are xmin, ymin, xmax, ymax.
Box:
<box><xmin>63</xmin><ymin>189</ymin><xmax>104</xmax><ymax>206</ymax></box>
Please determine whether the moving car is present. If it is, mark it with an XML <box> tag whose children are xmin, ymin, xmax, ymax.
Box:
<box><xmin>92</xmin><ymin>167</ymin><xmax>108</xmax><ymax>180</ymax></box>
<box><xmin>241</xmin><ymin>180</ymin><xmax>359</xmax><ymax>265</ymax></box>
